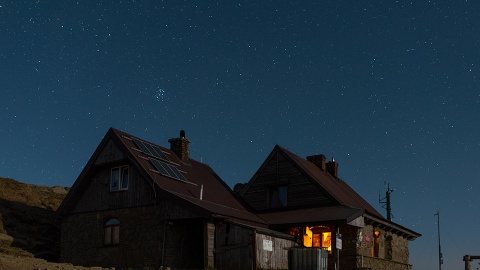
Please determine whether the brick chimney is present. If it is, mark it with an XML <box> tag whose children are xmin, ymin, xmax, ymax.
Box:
<box><xmin>326</xmin><ymin>158</ymin><xmax>338</xmax><ymax>178</ymax></box>
<box><xmin>168</xmin><ymin>130</ymin><xmax>190</xmax><ymax>161</ymax></box>
<box><xmin>306</xmin><ymin>154</ymin><xmax>326</xmax><ymax>171</ymax></box>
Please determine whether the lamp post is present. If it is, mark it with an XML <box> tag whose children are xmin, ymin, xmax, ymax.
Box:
<box><xmin>434</xmin><ymin>210</ymin><xmax>442</xmax><ymax>270</ymax></box>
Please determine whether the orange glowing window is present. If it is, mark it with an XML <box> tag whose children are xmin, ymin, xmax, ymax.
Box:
<box><xmin>372</xmin><ymin>230</ymin><xmax>380</xmax><ymax>257</ymax></box>
<box><xmin>304</xmin><ymin>227</ymin><xmax>313</xmax><ymax>247</ymax></box>
<box><xmin>322</xmin><ymin>232</ymin><xmax>332</xmax><ymax>253</ymax></box>
<box><xmin>303</xmin><ymin>227</ymin><xmax>332</xmax><ymax>253</ymax></box>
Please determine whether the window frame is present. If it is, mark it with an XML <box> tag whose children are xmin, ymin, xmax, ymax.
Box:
<box><xmin>385</xmin><ymin>235</ymin><xmax>393</xmax><ymax>260</ymax></box>
<box><xmin>269</xmin><ymin>186</ymin><xmax>288</xmax><ymax>208</ymax></box>
<box><xmin>110</xmin><ymin>165</ymin><xmax>129</xmax><ymax>192</ymax></box>
<box><xmin>372</xmin><ymin>230</ymin><xmax>381</xmax><ymax>257</ymax></box>
<box><xmin>104</xmin><ymin>218</ymin><xmax>120</xmax><ymax>246</ymax></box>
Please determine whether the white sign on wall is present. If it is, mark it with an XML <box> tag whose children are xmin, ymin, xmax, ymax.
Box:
<box><xmin>336</xmin><ymin>233</ymin><xmax>342</xmax><ymax>250</ymax></box>
<box><xmin>263</xmin><ymin>239</ymin><xmax>273</xmax><ymax>251</ymax></box>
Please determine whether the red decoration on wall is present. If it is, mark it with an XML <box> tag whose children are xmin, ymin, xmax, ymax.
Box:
<box><xmin>364</xmin><ymin>234</ymin><xmax>371</xmax><ymax>242</ymax></box>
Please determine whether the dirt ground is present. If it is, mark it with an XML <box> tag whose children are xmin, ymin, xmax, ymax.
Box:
<box><xmin>0</xmin><ymin>253</ymin><xmax>112</xmax><ymax>270</ymax></box>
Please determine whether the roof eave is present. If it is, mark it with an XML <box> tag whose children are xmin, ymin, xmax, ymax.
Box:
<box><xmin>364</xmin><ymin>213</ymin><xmax>421</xmax><ymax>240</ymax></box>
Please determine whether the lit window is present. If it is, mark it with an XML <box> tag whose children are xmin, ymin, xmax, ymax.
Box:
<box><xmin>303</xmin><ymin>227</ymin><xmax>332</xmax><ymax>254</ymax></box>
<box><xmin>104</xmin><ymin>219</ymin><xmax>120</xmax><ymax>246</ymax></box>
<box><xmin>269</xmin><ymin>186</ymin><xmax>287</xmax><ymax>208</ymax></box>
<box><xmin>372</xmin><ymin>230</ymin><xmax>380</xmax><ymax>257</ymax></box>
<box><xmin>322</xmin><ymin>232</ymin><xmax>332</xmax><ymax>253</ymax></box>
<box><xmin>111</xmin><ymin>166</ymin><xmax>129</xmax><ymax>191</ymax></box>
<box><xmin>304</xmin><ymin>227</ymin><xmax>313</xmax><ymax>247</ymax></box>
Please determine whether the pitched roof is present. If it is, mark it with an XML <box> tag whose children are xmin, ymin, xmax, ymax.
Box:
<box><xmin>277</xmin><ymin>145</ymin><xmax>384</xmax><ymax>218</ymax></box>
<box><xmin>56</xmin><ymin>128</ymin><xmax>266</xmax><ymax>227</ymax></box>
<box><xmin>240</xmin><ymin>145</ymin><xmax>420</xmax><ymax>239</ymax></box>
<box><xmin>259</xmin><ymin>205</ymin><xmax>365</xmax><ymax>226</ymax></box>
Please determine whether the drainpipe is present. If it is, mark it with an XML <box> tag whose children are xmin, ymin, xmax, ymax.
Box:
<box><xmin>252</xmin><ymin>229</ymin><xmax>256</xmax><ymax>270</ymax></box>
<box><xmin>162</xmin><ymin>219</ymin><xmax>167</xmax><ymax>267</ymax></box>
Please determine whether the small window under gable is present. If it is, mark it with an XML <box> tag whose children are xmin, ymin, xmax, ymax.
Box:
<box><xmin>269</xmin><ymin>186</ymin><xmax>288</xmax><ymax>208</ymax></box>
<box><xmin>111</xmin><ymin>166</ymin><xmax>129</xmax><ymax>192</ymax></box>
<box><xmin>104</xmin><ymin>218</ymin><xmax>120</xmax><ymax>246</ymax></box>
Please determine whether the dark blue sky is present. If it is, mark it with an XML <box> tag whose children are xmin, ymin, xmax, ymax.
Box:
<box><xmin>2</xmin><ymin>1</ymin><xmax>480</xmax><ymax>268</ymax></box>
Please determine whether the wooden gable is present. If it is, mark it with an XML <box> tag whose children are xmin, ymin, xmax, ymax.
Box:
<box><xmin>57</xmin><ymin>128</ymin><xmax>266</xmax><ymax>227</ymax></box>
<box><xmin>67</xmin><ymin>137</ymin><xmax>161</xmax><ymax>213</ymax></box>
<box><xmin>241</xmin><ymin>146</ymin><xmax>336</xmax><ymax>212</ymax></box>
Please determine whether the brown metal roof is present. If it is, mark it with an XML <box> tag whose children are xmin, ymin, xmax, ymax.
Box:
<box><xmin>113</xmin><ymin>128</ymin><xmax>266</xmax><ymax>225</ymax></box>
<box><xmin>56</xmin><ymin>128</ymin><xmax>266</xmax><ymax>227</ymax></box>
<box><xmin>269</xmin><ymin>146</ymin><xmax>420</xmax><ymax>239</ymax></box>
<box><xmin>277</xmin><ymin>145</ymin><xmax>384</xmax><ymax>218</ymax></box>
<box><xmin>259</xmin><ymin>205</ymin><xmax>365</xmax><ymax>226</ymax></box>
<box><xmin>56</xmin><ymin>128</ymin><xmax>420</xmax><ymax>239</ymax></box>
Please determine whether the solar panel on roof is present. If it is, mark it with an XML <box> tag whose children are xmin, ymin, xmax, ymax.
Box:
<box><xmin>150</xmin><ymin>159</ymin><xmax>169</xmax><ymax>175</ymax></box>
<box><xmin>168</xmin><ymin>163</ymin><xmax>187</xmax><ymax>181</ymax></box>
<box><xmin>132</xmin><ymin>138</ymin><xmax>169</xmax><ymax>161</ymax></box>
<box><xmin>150</xmin><ymin>159</ymin><xmax>187</xmax><ymax>182</ymax></box>
<box><xmin>133</xmin><ymin>138</ymin><xmax>151</xmax><ymax>154</ymax></box>
<box><xmin>151</xmin><ymin>144</ymin><xmax>169</xmax><ymax>161</ymax></box>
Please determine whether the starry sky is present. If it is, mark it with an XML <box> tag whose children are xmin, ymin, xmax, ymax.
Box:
<box><xmin>1</xmin><ymin>1</ymin><xmax>479</xmax><ymax>269</ymax></box>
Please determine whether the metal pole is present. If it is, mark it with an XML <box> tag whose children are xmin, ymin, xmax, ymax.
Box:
<box><xmin>386</xmin><ymin>186</ymin><xmax>392</xmax><ymax>221</ymax></box>
<box><xmin>336</xmin><ymin>226</ymin><xmax>340</xmax><ymax>270</ymax></box>
<box><xmin>464</xmin><ymin>255</ymin><xmax>470</xmax><ymax>270</ymax></box>
<box><xmin>434</xmin><ymin>211</ymin><xmax>442</xmax><ymax>270</ymax></box>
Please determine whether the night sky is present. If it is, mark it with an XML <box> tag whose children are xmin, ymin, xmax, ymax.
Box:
<box><xmin>2</xmin><ymin>1</ymin><xmax>480</xmax><ymax>269</ymax></box>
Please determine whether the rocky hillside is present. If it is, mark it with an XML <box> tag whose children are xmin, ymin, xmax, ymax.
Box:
<box><xmin>0</xmin><ymin>177</ymin><xmax>68</xmax><ymax>261</ymax></box>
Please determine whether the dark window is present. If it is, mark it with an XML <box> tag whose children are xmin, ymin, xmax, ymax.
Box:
<box><xmin>111</xmin><ymin>166</ymin><xmax>129</xmax><ymax>191</ymax></box>
<box><xmin>269</xmin><ymin>186</ymin><xmax>288</xmax><ymax>208</ymax></box>
<box><xmin>104</xmin><ymin>219</ymin><xmax>120</xmax><ymax>246</ymax></box>
<box><xmin>385</xmin><ymin>235</ymin><xmax>393</xmax><ymax>260</ymax></box>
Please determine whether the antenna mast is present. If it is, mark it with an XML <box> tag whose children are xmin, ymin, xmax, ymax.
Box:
<box><xmin>379</xmin><ymin>182</ymin><xmax>394</xmax><ymax>221</ymax></box>
<box><xmin>435</xmin><ymin>210</ymin><xmax>443</xmax><ymax>270</ymax></box>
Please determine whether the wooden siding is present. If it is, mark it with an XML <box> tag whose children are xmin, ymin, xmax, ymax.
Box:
<box><xmin>243</xmin><ymin>151</ymin><xmax>334</xmax><ymax>211</ymax></box>
<box><xmin>94</xmin><ymin>139</ymin><xmax>126</xmax><ymax>165</ymax></box>
<box><xmin>163</xmin><ymin>218</ymin><xmax>204</xmax><ymax>269</ymax></box>
<box><xmin>255</xmin><ymin>233</ymin><xmax>295</xmax><ymax>269</ymax></box>
<box><xmin>72</xmin><ymin>164</ymin><xmax>159</xmax><ymax>212</ymax></box>
<box><xmin>206</xmin><ymin>222</ymin><xmax>215</xmax><ymax>269</ymax></box>
<box><xmin>71</xmin><ymin>139</ymin><xmax>160</xmax><ymax>213</ymax></box>
<box><xmin>215</xmin><ymin>223</ymin><xmax>253</xmax><ymax>270</ymax></box>
<box><xmin>215</xmin><ymin>222</ymin><xmax>297</xmax><ymax>270</ymax></box>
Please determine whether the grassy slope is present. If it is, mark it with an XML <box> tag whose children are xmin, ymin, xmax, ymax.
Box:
<box><xmin>0</xmin><ymin>177</ymin><xmax>68</xmax><ymax>260</ymax></box>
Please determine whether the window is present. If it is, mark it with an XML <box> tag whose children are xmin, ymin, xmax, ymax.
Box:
<box><xmin>372</xmin><ymin>230</ymin><xmax>380</xmax><ymax>257</ymax></box>
<box><xmin>385</xmin><ymin>235</ymin><xmax>393</xmax><ymax>260</ymax></box>
<box><xmin>104</xmin><ymin>219</ymin><xmax>120</xmax><ymax>246</ymax></box>
<box><xmin>303</xmin><ymin>226</ymin><xmax>332</xmax><ymax>254</ymax></box>
<box><xmin>111</xmin><ymin>166</ymin><xmax>129</xmax><ymax>191</ymax></box>
<box><xmin>269</xmin><ymin>186</ymin><xmax>287</xmax><ymax>208</ymax></box>
<box><xmin>321</xmin><ymin>232</ymin><xmax>332</xmax><ymax>253</ymax></box>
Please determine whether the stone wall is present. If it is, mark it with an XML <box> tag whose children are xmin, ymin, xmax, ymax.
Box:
<box><xmin>61</xmin><ymin>205</ymin><xmax>165</xmax><ymax>269</ymax></box>
<box><xmin>355</xmin><ymin>224</ymin><xmax>411</xmax><ymax>269</ymax></box>
<box><xmin>338</xmin><ymin>224</ymin><xmax>361</xmax><ymax>270</ymax></box>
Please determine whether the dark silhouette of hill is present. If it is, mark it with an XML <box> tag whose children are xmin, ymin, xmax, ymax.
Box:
<box><xmin>0</xmin><ymin>177</ymin><xmax>68</xmax><ymax>261</ymax></box>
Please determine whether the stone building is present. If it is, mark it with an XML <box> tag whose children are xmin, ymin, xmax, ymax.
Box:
<box><xmin>238</xmin><ymin>145</ymin><xmax>421</xmax><ymax>269</ymax></box>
